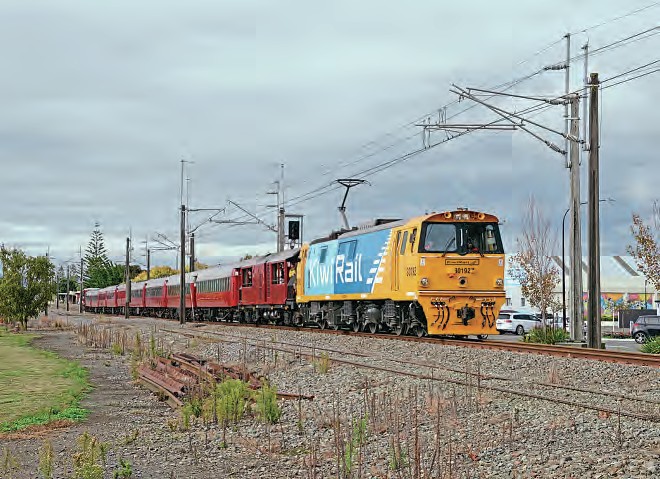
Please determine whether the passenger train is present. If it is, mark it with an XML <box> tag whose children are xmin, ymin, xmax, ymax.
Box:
<box><xmin>83</xmin><ymin>209</ymin><xmax>506</xmax><ymax>338</ymax></box>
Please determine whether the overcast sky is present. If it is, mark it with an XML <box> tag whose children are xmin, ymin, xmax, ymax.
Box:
<box><xmin>0</xmin><ymin>0</ymin><xmax>658</xmax><ymax>268</ymax></box>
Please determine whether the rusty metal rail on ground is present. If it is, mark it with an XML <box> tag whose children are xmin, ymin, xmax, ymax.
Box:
<box><xmin>137</xmin><ymin>352</ymin><xmax>313</xmax><ymax>408</ymax></box>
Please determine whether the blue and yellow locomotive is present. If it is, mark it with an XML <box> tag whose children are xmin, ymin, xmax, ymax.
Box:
<box><xmin>295</xmin><ymin>209</ymin><xmax>506</xmax><ymax>337</ymax></box>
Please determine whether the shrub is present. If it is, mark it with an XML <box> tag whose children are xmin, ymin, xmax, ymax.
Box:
<box><xmin>523</xmin><ymin>327</ymin><xmax>570</xmax><ymax>345</ymax></box>
<box><xmin>641</xmin><ymin>336</ymin><xmax>660</xmax><ymax>354</ymax></box>
<box><xmin>113</xmin><ymin>458</ymin><xmax>133</xmax><ymax>478</ymax></box>
<box><xmin>207</xmin><ymin>379</ymin><xmax>250</xmax><ymax>424</ymax></box>
<box><xmin>254</xmin><ymin>384</ymin><xmax>281</xmax><ymax>424</ymax></box>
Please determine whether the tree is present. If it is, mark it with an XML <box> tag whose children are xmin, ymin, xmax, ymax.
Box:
<box><xmin>83</xmin><ymin>224</ymin><xmax>129</xmax><ymax>288</ymax></box>
<box><xmin>508</xmin><ymin>198</ymin><xmax>561</xmax><ymax>323</ymax></box>
<box><xmin>0</xmin><ymin>247</ymin><xmax>55</xmax><ymax>329</ymax></box>
<box><xmin>627</xmin><ymin>202</ymin><xmax>660</xmax><ymax>291</ymax></box>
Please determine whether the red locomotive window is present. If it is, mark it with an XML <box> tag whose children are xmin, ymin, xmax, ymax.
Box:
<box><xmin>242</xmin><ymin>268</ymin><xmax>253</xmax><ymax>287</ymax></box>
<box><xmin>271</xmin><ymin>263</ymin><xmax>285</xmax><ymax>284</ymax></box>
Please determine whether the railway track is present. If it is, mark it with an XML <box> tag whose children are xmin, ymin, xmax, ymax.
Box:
<box><xmin>179</xmin><ymin>319</ymin><xmax>660</xmax><ymax>368</ymax></box>
<box><xmin>62</xmin><ymin>309</ymin><xmax>660</xmax><ymax>367</ymax></box>
<box><xmin>155</xmin><ymin>325</ymin><xmax>660</xmax><ymax>423</ymax></box>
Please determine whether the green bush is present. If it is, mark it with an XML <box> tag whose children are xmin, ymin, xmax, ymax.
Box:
<box><xmin>204</xmin><ymin>379</ymin><xmax>250</xmax><ymax>425</ymax></box>
<box><xmin>254</xmin><ymin>384</ymin><xmax>281</xmax><ymax>424</ymax></box>
<box><xmin>523</xmin><ymin>327</ymin><xmax>570</xmax><ymax>345</ymax></box>
<box><xmin>641</xmin><ymin>336</ymin><xmax>660</xmax><ymax>354</ymax></box>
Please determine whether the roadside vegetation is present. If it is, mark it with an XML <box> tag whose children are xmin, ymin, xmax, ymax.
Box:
<box><xmin>0</xmin><ymin>330</ymin><xmax>89</xmax><ymax>432</ymax></box>
<box><xmin>640</xmin><ymin>336</ymin><xmax>660</xmax><ymax>354</ymax></box>
<box><xmin>523</xmin><ymin>326</ymin><xmax>570</xmax><ymax>345</ymax></box>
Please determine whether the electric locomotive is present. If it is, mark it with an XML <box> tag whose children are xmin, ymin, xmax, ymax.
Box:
<box><xmin>295</xmin><ymin>209</ymin><xmax>505</xmax><ymax>337</ymax></box>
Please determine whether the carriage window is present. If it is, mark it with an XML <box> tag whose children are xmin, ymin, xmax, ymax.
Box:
<box><xmin>242</xmin><ymin>268</ymin><xmax>253</xmax><ymax>287</ymax></box>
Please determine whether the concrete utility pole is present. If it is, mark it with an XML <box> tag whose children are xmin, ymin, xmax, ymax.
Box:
<box><xmin>146</xmin><ymin>248</ymin><xmax>151</xmax><ymax>280</ymax></box>
<box><xmin>189</xmin><ymin>233</ymin><xmax>195</xmax><ymax>272</ymax></box>
<box><xmin>179</xmin><ymin>204</ymin><xmax>186</xmax><ymax>325</ymax></box>
<box><xmin>56</xmin><ymin>269</ymin><xmax>60</xmax><ymax>309</ymax></box>
<box><xmin>587</xmin><ymin>72</ymin><xmax>601</xmax><ymax>349</ymax></box>
<box><xmin>568</xmin><ymin>96</ymin><xmax>584</xmax><ymax>342</ymax></box>
<box><xmin>66</xmin><ymin>265</ymin><xmax>70</xmax><ymax>312</ymax></box>
<box><xmin>44</xmin><ymin>247</ymin><xmax>50</xmax><ymax>316</ymax></box>
<box><xmin>125</xmin><ymin>237</ymin><xmax>130</xmax><ymax>319</ymax></box>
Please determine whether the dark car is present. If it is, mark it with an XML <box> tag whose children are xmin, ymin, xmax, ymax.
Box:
<box><xmin>630</xmin><ymin>315</ymin><xmax>660</xmax><ymax>344</ymax></box>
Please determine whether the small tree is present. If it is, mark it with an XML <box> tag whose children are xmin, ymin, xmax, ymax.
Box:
<box><xmin>627</xmin><ymin>202</ymin><xmax>660</xmax><ymax>293</ymax></box>
<box><xmin>0</xmin><ymin>247</ymin><xmax>55</xmax><ymax>329</ymax></box>
<box><xmin>508</xmin><ymin>198</ymin><xmax>560</xmax><ymax>324</ymax></box>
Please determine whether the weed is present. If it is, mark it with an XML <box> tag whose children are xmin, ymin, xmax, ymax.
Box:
<box><xmin>129</xmin><ymin>359</ymin><xmax>139</xmax><ymax>381</ymax></box>
<box><xmin>641</xmin><ymin>336</ymin><xmax>660</xmax><ymax>354</ymax></box>
<box><xmin>113</xmin><ymin>458</ymin><xmax>133</xmax><ymax>478</ymax></box>
<box><xmin>1</xmin><ymin>448</ymin><xmax>19</xmax><ymax>478</ymax></box>
<box><xmin>214</xmin><ymin>379</ymin><xmax>250</xmax><ymax>424</ymax></box>
<box><xmin>72</xmin><ymin>431</ymin><xmax>108</xmax><ymax>479</ymax></box>
<box><xmin>254</xmin><ymin>384</ymin><xmax>281</xmax><ymax>424</ymax></box>
<box><xmin>111</xmin><ymin>342</ymin><xmax>123</xmax><ymax>356</ymax></box>
<box><xmin>314</xmin><ymin>352</ymin><xmax>330</xmax><ymax>374</ymax></box>
<box><xmin>149</xmin><ymin>333</ymin><xmax>157</xmax><ymax>359</ymax></box>
<box><xmin>38</xmin><ymin>439</ymin><xmax>54</xmax><ymax>479</ymax></box>
<box><xmin>388</xmin><ymin>441</ymin><xmax>408</xmax><ymax>471</ymax></box>
<box><xmin>122</xmin><ymin>429</ymin><xmax>139</xmax><ymax>445</ymax></box>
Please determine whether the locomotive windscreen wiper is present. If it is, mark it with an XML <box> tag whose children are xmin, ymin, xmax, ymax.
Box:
<box><xmin>440</xmin><ymin>237</ymin><xmax>456</xmax><ymax>257</ymax></box>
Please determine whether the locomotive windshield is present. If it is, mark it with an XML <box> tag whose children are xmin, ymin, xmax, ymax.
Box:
<box><xmin>420</xmin><ymin>222</ymin><xmax>503</xmax><ymax>255</ymax></box>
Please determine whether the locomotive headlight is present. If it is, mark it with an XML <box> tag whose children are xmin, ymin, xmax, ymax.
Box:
<box><xmin>496</xmin><ymin>278</ymin><xmax>504</xmax><ymax>287</ymax></box>
<box><xmin>420</xmin><ymin>277</ymin><xmax>429</xmax><ymax>287</ymax></box>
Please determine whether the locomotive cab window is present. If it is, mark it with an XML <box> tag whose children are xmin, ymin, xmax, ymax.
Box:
<box><xmin>420</xmin><ymin>222</ymin><xmax>504</xmax><ymax>255</ymax></box>
<box><xmin>242</xmin><ymin>268</ymin><xmax>253</xmax><ymax>287</ymax></box>
<box><xmin>400</xmin><ymin>231</ymin><xmax>408</xmax><ymax>255</ymax></box>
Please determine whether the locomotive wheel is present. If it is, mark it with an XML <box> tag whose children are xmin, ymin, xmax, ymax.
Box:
<box><xmin>330</xmin><ymin>322</ymin><xmax>340</xmax><ymax>331</ymax></box>
<box><xmin>394</xmin><ymin>323</ymin><xmax>408</xmax><ymax>336</ymax></box>
<box><xmin>413</xmin><ymin>325</ymin><xmax>427</xmax><ymax>338</ymax></box>
<box><xmin>366</xmin><ymin>322</ymin><xmax>377</xmax><ymax>334</ymax></box>
<box><xmin>352</xmin><ymin>321</ymin><xmax>361</xmax><ymax>333</ymax></box>
<box><xmin>318</xmin><ymin>320</ymin><xmax>327</xmax><ymax>330</ymax></box>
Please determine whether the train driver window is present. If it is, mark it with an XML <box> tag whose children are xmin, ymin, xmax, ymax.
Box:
<box><xmin>400</xmin><ymin>231</ymin><xmax>409</xmax><ymax>255</ymax></box>
<box><xmin>410</xmin><ymin>228</ymin><xmax>417</xmax><ymax>253</ymax></box>
<box><xmin>242</xmin><ymin>268</ymin><xmax>253</xmax><ymax>287</ymax></box>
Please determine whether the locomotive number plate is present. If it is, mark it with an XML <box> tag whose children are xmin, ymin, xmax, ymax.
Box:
<box><xmin>453</xmin><ymin>267</ymin><xmax>475</xmax><ymax>274</ymax></box>
<box><xmin>445</xmin><ymin>259</ymin><xmax>479</xmax><ymax>265</ymax></box>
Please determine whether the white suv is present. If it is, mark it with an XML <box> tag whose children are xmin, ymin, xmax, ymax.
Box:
<box><xmin>496</xmin><ymin>310</ymin><xmax>542</xmax><ymax>335</ymax></box>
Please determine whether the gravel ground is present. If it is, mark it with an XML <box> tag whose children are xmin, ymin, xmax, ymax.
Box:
<box><xmin>1</xmin><ymin>311</ymin><xmax>658</xmax><ymax>478</ymax></box>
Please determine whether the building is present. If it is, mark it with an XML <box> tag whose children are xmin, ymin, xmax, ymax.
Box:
<box><xmin>504</xmin><ymin>255</ymin><xmax>657</xmax><ymax>316</ymax></box>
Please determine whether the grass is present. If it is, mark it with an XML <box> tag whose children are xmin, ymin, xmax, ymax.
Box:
<box><xmin>0</xmin><ymin>330</ymin><xmax>90</xmax><ymax>432</ymax></box>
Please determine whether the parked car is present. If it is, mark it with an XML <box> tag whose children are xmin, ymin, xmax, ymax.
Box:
<box><xmin>630</xmin><ymin>315</ymin><xmax>660</xmax><ymax>343</ymax></box>
<box><xmin>496</xmin><ymin>310</ymin><xmax>542</xmax><ymax>335</ymax></box>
